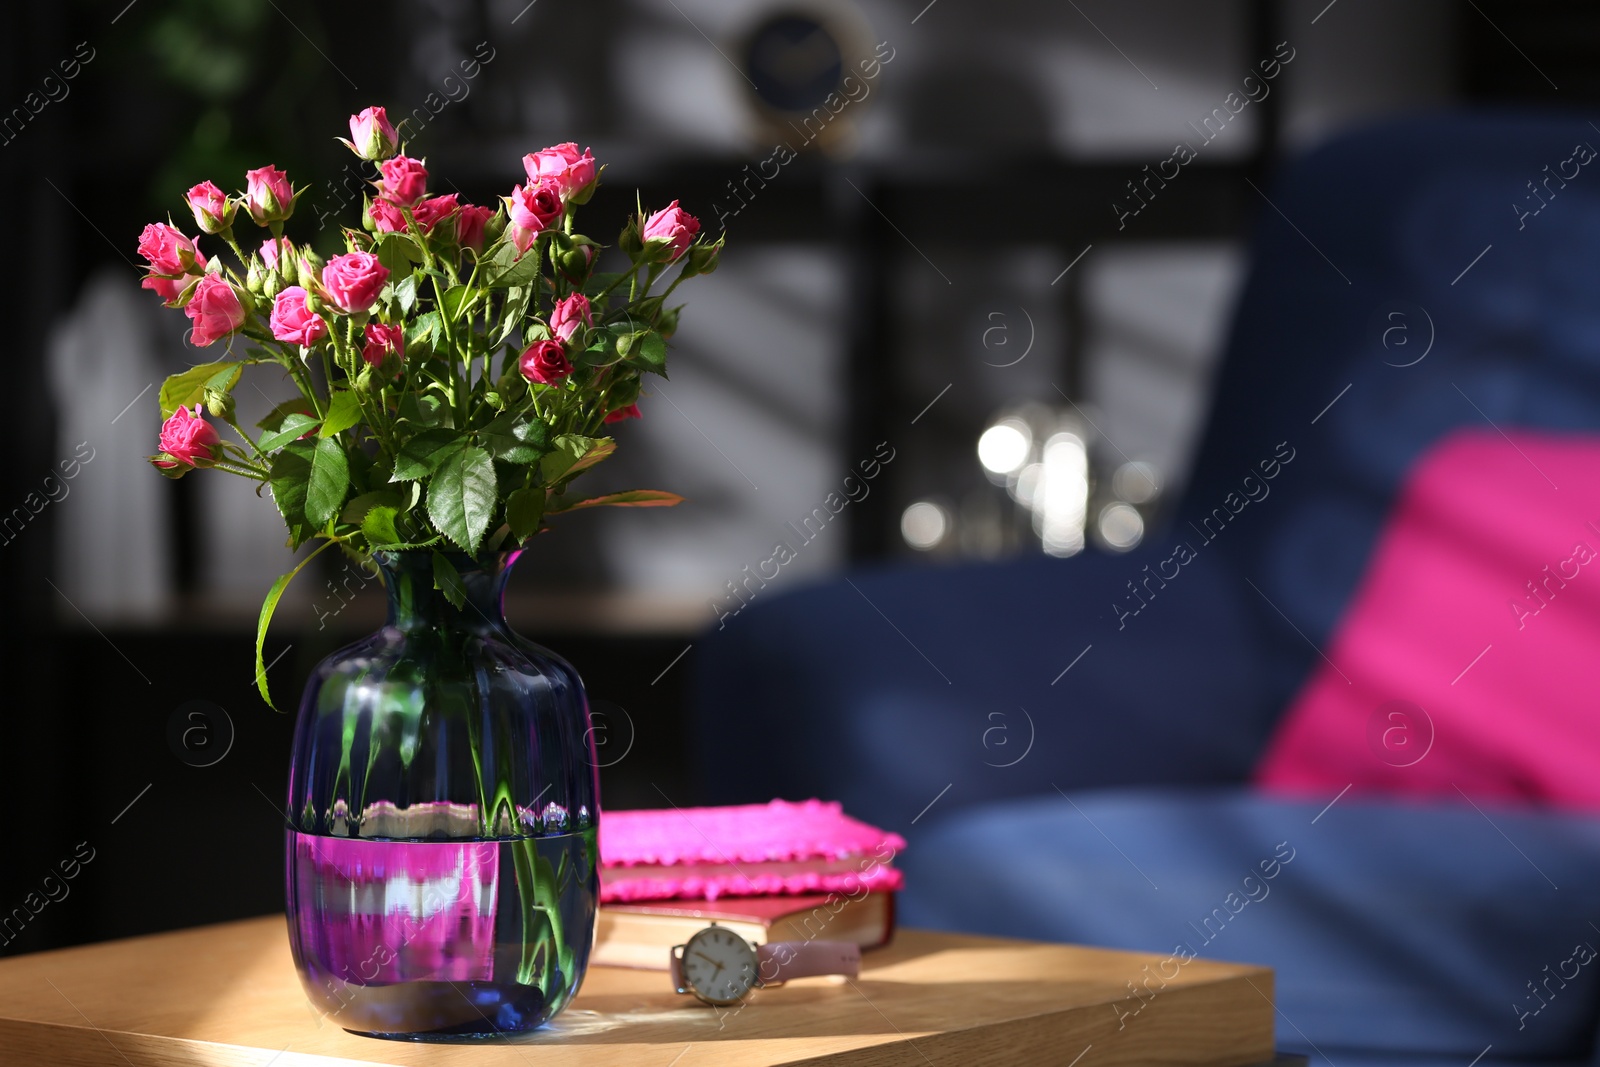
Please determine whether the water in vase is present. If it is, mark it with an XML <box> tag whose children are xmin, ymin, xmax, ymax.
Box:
<box><xmin>286</xmin><ymin>829</ymin><xmax>598</xmax><ymax>1038</ymax></box>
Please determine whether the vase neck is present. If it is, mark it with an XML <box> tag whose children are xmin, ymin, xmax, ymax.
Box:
<box><xmin>377</xmin><ymin>550</ymin><xmax>518</xmax><ymax>632</ymax></box>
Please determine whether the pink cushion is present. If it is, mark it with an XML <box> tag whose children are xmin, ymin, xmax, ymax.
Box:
<box><xmin>1256</xmin><ymin>429</ymin><xmax>1600</xmax><ymax>809</ymax></box>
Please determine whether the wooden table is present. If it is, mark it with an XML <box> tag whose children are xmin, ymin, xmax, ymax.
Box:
<box><xmin>0</xmin><ymin>917</ymin><xmax>1276</xmax><ymax>1066</ymax></box>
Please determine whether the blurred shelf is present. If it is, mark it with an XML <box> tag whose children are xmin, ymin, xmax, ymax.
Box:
<box><xmin>56</xmin><ymin>589</ymin><xmax>711</xmax><ymax>639</ymax></box>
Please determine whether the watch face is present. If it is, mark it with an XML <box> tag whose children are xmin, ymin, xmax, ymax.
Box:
<box><xmin>682</xmin><ymin>925</ymin><xmax>759</xmax><ymax>1006</ymax></box>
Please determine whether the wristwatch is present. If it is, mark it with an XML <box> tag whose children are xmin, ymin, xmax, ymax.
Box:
<box><xmin>670</xmin><ymin>923</ymin><xmax>862</xmax><ymax>1006</ymax></box>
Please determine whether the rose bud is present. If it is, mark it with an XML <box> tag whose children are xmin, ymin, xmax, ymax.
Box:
<box><xmin>244</xmin><ymin>165</ymin><xmax>295</xmax><ymax>226</ymax></box>
<box><xmin>522</xmin><ymin>143</ymin><xmax>597</xmax><ymax>200</ymax></box>
<box><xmin>153</xmin><ymin>405</ymin><xmax>222</xmax><ymax>469</ymax></box>
<box><xmin>259</xmin><ymin>237</ymin><xmax>296</xmax><ymax>273</ymax></box>
<box><xmin>269</xmin><ymin>286</ymin><xmax>329</xmax><ymax>347</ymax></box>
<box><xmin>519</xmin><ymin>339</ymin><xmax>573</xmax><ymax>385</ymax></box>
<box><xmin>549</xmin><ymin>293</ymin><xmax>592</xmax><ymax>343</ymax></box>
<box><xmin>456</xmin><ymin>203</ymin><xmax>493</xmax><ymax>251</ymax></box>
<box><xmin>344</xmin><ymin>106</ymin><xmax>399</xmax><ymax>161</ymax></box>
<box><xmin>184</xmin><ymin>274</ymin><xmax>247</xmax><ymax>347</ymax></box>
<box><xmin>296</xmin><ymin>249</ymin><xmax>326</xmax><ymax>291</ymax></box>
<box><xmin>362</xmin><ymin>322</ymin><xmax>405</xmax><ymax>372</ymax></box>
<box><xmin>411</xmin><ymin>193</ymin><xmax>459</xmax><ymax>236</ymax></box>
<box><xmin>320</xmin><ymin>251</ymin><xmax>390</xmax><ymax>314</ymax></box>
<box><xmin>642</xmin><ymin>200</ymin><xmax>701</xmax><ymax>262</ymax></box>
<box><xmin>377</xmin><ymin>155</ymin><xmax>428</xmax><ymax>206</ymax></box>
<box><xmin>203</xmin><ymin>384</ymin><xmax>236</xmax><ymax>420</ymax></box>
<box><xmin>185</xmin><ymin>182</ymin><xmax>235</xmax><ymax>235</ymax></box>
<box><xmin>504</xmin><ymin>178</ymin><xmax>563</xmax><ymax>253</ymax></box>
<box><xmin>553</xmin><ymin>240</ymin><xmax>596</xmax><ymax>284</ymax></box>
<box><xmin>681</xmin><ymin>239</ymin><xmax>722</xmax><ymax>277</ymax></box>
<box><xmin>604</xmin><ymin>403</ymin><xmax>642</xmax><ymax>424</ymax></box>
<box><xmin>137</xmin><ymin>222</ymin><xmax>199</xmax><ymax>276</ymax></box>
<box><xmin>367</xmin><ymin>196</ymin><xmax>408</xmax><ymax>234</ymax></box>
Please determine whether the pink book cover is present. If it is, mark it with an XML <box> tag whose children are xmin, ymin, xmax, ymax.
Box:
<box><xmin>598</xmin><ymin>798</ymin><xmax>906</xmax><ymax>902</ymax></box>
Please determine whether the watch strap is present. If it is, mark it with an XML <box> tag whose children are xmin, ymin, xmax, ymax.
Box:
<box><xmin>669</xmin><ymin>950</ymin><xmax>687</xmax><ymax>992</ymax></box>
<box><xmin>754</xmin><ymin>940</ymin><xmax>861</xmax><ymax>983</ymax></box>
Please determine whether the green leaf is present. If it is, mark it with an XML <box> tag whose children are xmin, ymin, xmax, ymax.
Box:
<box><xmin>568</xmin><ymin>436</ymin><xmax>616</xmax><ymax>476</ymax></box>
<box><xmin>339</xmin><ymin>489</ymin><xmax>404</xmax><ymax>526</ymax></box>
<box><xmin>375</xmin><ymin>233</ymin><xmax>420</xmax><ymax>280</ymax></box>
<box><xmin>431</xmin><ymin>551</ymin><xmax>467</xmax><ymax>609</ymax></box>
<box><xmin>268</xmin><ymin>440</ymin><xmax>315</xmax><ymax>548</ymax></box>
<box><xmin>481</xmin><ymin>413</ymin><xmax>550</xmax><ymax>464</ymax></box>
<box><xmin>256</xmin><ymin>398</ymin><xmax>313</xmax><ymax>431</ymax></box>
<box><xmin>440</xmin><ymin>285</ymin><xmax>472</xmax><ymax>321</ymax></box>
<box><xmin>578</xmin><ymin>328</ymin><xmax>625</xmax><ymax>368</ymax></box>
<box><xmin>393</xmin><ymin>274</ymin><xmax>420</xmax><ymax>315</ymax></box>
<box><xmin>635</xmin><ymin>331</ymin><xmax>668</xmax><ymax>377</ymax></box>
<box><xmin>254</xmin><ymin>538</ymin><xmax>338</xmax><ymax>711</ymax></box>
<box><xmin>426</xmin><ymin>444</ymin><xmax>497</xmax><ymax>553</ymax></box>
<box><xmin>391</xmin><ymin>428</ymin><xmax>461</xmax><ymax>481</ymax></box>
<box><xmin>306</xmin><ymin>437</ymin><xmax>350</xmax><ymax>528</ymax></box>
<box><xmin>483</xmin><ymin>239</ymin><xmax>542</xmax><ymax>288</ymax></box>
<box><xmin>506</xmin><ymin>486</ymin><xmax>545</xmax><ymax>541</ymax></box>
<box><xmin>320</xmin><ymin>390</ymin><xmax>363</xmax><ymax>438</ymax></box>
<box><xmin>361</xmin><ymin>505</ymin><xmax>401</xmax><ymax>546</ymax></box>
<box><xmin>584</xmin><ymin>272</ymin><xmax>624</xmax><ymax>298</ymax></box>
<box><xmin>496</xmin><ymin>285</ymin><xmax>532</xmax><ymax>345</ymax></box>
<box><xmin>547</xmin><ymin>489</ymin><xmax>684</xmax><ymax>513</ymax></box>
<box><xmin>398</xmin><ymin>391</ymin><xmax>451</xmax><ymax>430</ymax></box>
<box><xmin>160</xmin><ymin>361</ymin><xmax>242</xmax><ymax>418</ymax></box>
<box><xmin>406</xmin><ymin>311</ymin><xmax>441</xmax><ymax>352</ymax></box>
<box><xmin>258</xmin><ymin>413</ymin><xmax>320</xmax><ymax>452</ymax></box>
<box><xmin>537</xmin><ymin>434</ymin><xmax>588</xmax><ymax>484</ymax></box>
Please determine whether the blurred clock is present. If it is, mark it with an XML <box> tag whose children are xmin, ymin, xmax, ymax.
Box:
<box><xmin>738</xmin><ymin>4</ymin><xmax>874</xmax><ymax>154</ymax></box>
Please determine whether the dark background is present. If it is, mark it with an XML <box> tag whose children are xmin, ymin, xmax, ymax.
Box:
<box><xmin>0</xmin><ymin>0</ymin><xmax>1587</xmax><ymax>955</ymax></box>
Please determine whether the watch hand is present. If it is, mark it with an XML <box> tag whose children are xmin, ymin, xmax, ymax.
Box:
<box><xmin>692</xmin><ymin>951</ymin><xmax>723</xmax><ymax>971</ymax></box>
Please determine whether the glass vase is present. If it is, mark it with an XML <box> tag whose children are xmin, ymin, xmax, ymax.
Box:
<box><xmin>284</xmin><ymin>549</ymin><xmax>600</xmax><ymax>1039</ymax></box>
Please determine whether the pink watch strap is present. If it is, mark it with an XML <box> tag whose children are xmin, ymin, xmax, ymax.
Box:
<box><xmin>755</xmin><ymin>940</ymin><xmax>861</xmax><ymax>983</ymax></box>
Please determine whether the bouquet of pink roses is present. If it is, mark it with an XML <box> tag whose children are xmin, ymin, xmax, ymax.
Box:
<box><xmin>139</xmin><ymin>106</ymin><xmax>720</xmax><ymax>706</ymax></box>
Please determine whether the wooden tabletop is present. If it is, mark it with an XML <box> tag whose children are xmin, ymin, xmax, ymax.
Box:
<box><xmin>0</xmin><ymin>916</ymin><xmax>1275</xmax><ymax>1066</ymax></box>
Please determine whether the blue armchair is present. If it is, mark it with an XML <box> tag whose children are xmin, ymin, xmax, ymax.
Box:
<box><xmin>689</xmin><ymin>112</ymin><xmax>1600</xmax><ymax>1064</ymax></box>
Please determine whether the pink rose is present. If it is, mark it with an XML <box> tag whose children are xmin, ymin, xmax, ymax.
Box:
<box><xmin>347</xmin><ymin>106</ymin><xmax>398</xmax><ymax>161</ymax></box>
<box><xmin>604</xmin><ymin>403</ymin><xmax>642</xmax><ymax>424</ymax></box>
<box><xmin>519</xmin><ymin>339</ymin><xmax>572</xmax><ymax>384</ymax></box>
<box><xmin>368</xmin><ymin>197</ymin><xmax>408</xmax><ymax>234</ymax></box>
<box><xmin>411</xmin><ymin>193</ymin><xmax>459</xmax><ymax>235</ymax></box>
<box><xmin>643</xmin><ymin>200</ymin><xmax>700</xmax><ymax>261</ymax></box>
<box><xmin>362</xmin><ymin>322</ymin><xmax>405</xmax><ymax>370</ymax></box>
<box><xmin>141</xmin><ymin>249</ymin><xmax>207</xmax><ymax>306</ymax></box>
<box><xmin>245</xmin><ymin>165</ymin><xmax>294</xmax><ymax>226</ymax></box>
<box><xmin>137</xmin><ymin>222</ymin><xmax>198</xmax><ymax>275</ymax></box>
<box><xmin>378</xmin><ymin>156</ymin><xmax>428</xmax><ymax>206</ymax></box>
<box><xmin>155</xmin><ymin>405</ymin><xmax>222</xmax><ymax>468</ymax></box>
<box><xmin>522</xmin><ymin>143</ymin><xmax>597</xmax><ymax>199</ymax></box>
<box><xmin>505</xmin><ymin>178</ymin><xmax>562</xmax><ymax>252</ymax></box>
<box><xmin>185</xmin><ymin>182</ymin><xmax>233</xmax><ymax>234</ymax></box>
<box><xmin>549</xmin><ymin>293</ymin><xmax>592</xmax><ymax>343</ymax></box>
<box><xmin>269</xmin><ymin>286</ymin><xmax>328</xmax><ymax>347</ymax></box>
<box><xmin>184</xmin><ymin>274</ymin><xmax>246</xmax><ymax>347</ymax></box>
<box><xmin>456</xmin><ymin>204</ymin><xmax>493</xmax><ymax>251</ymax></box>
<box><xmin>259</xmin><ymin>238</ymin><xmax>295</xmax><ymax>271</ymax></box>
<box><xmin>320</xmin><ymin>251</ymin><xmax>390</xmax><ymax>314</ymax></box>
<box><xmin>141</xmin><ymin>270</ymin><xmax>201</xmax><ymax>306</ymax></box>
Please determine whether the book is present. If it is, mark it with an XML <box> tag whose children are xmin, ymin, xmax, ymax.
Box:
<box><xmin>592</xmin><ymin>891</ymin><xmax>896</xmax><ymax>970</ymax></box>
<box><xmin>600</xmin><ymin>798</ymin><xmax>906</xmax><ymax>903</ymax></box>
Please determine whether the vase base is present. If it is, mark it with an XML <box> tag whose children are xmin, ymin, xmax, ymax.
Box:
<box><xmin>324</xmin><ymin>979</ymin><xmax>563</xmax><ymax>1039</ymax></box>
